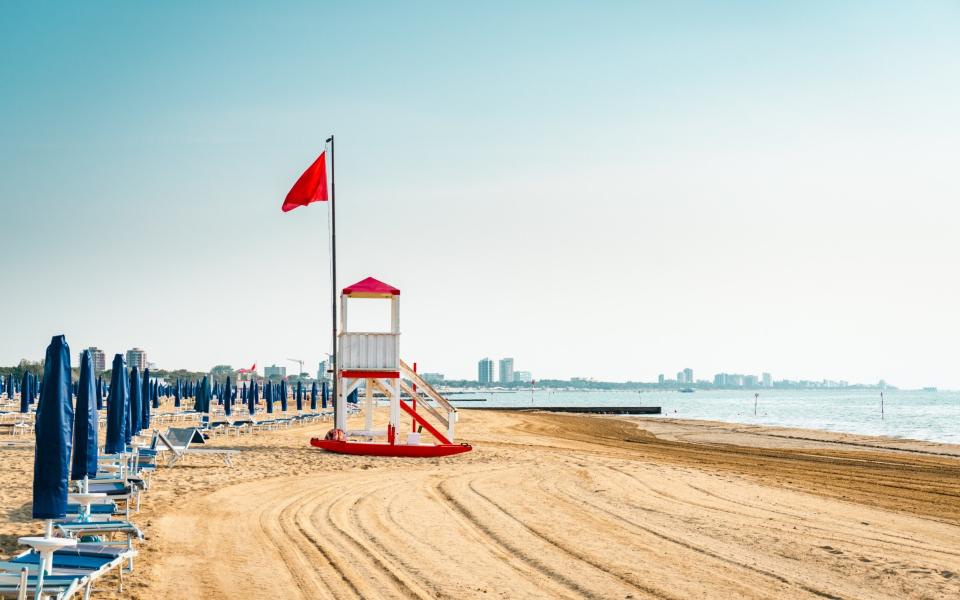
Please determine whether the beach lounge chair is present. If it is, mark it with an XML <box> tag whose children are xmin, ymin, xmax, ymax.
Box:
<box><xmin>0</xmin><ymin>542</ymin><xmax>136</xmax><ymax>598</ymax></box>
<box><xmin>155</xmin><ymin>428</ymin><xmax>239</xmax><ymax>467</ymax></box>
<box><xmin>54</xmin><ymin>522</ymin><xmax>142</xmax><ymax>565</ymax></box>
<box><xmin>0</xmin><ymin>570</ymin><xmax>83</xmax><ymax>599</ymax></box>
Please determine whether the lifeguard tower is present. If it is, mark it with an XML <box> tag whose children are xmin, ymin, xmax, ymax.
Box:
<box><xmin>310</xmin><ymin>276</ymin><xmax>471</xmax><ymax>457</ymax></box>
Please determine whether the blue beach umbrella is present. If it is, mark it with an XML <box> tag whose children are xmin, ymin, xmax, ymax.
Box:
<box><xmin>321</xmin><ymin>381</ymin><xmax>328</xmax><ymax>409</ymax></box>
<box><xmin>96</xmin><ymin>376</ymin><xmax>104</xmax><ymax>410</ymax></box>
<box><xmin>311</xmin><ymin>381</ymin><xmax>318</xmax><ymax>411</ymax></box>
<box><xmin>280</xmin><ymin>380</ymin><xmax>288</xmax><ymax>412</ymax></box>
<box><xmin>265</xmin><ymin>381</ymin><xmax>273</xmax><ymax>414</ymax></box>
<box><xmin>105</xmin><ymin>355</ymin><xmax>127</xmax><ymax>454</ymax></box>
<box><xmin>348</xmin><ymin>389</ymin><xmax>359</xmax><ymax>404</ymax></box>
<box><xmin>224</xmin><ymin>377</ymin><xmax>232</xmax><ymax>416</ymax></box>
<box><xmin>141</xmin><ymin>368</ymin><xmax>151</xmax><ymax>430</ymax></box>
<box><xmin>4</xmin><ymin>373</ymin><xmax>12</xmax><ymax>399</ymax></box>
<box><xmin>31</xmin><ymin>336</ymin><xmax>75</xmax><ymax>598</ymax></box>
<box><xmin>20</xmin><ymin>377</ymin><xmax>30</xmax><ymax>413</ymax></box>
<box><xmin>33</xmin><ymin>335</ymin><xmax>74</xmax><ymax>520</ymax></box>
<box><xmin>128</xmin><ymin>367</ymin><xmax>142</xmax><ymax>439</ymax></box>
<box><xmin>196</xmin><ymin>377</ymin><xmax>205</xmax><ymax>413</ymax></box>
<box><xmin>174</xmin><ymin>379</ymin><xmax>181</xmax><ymax>408</ymax></box>
<box><xmin>248</xmin><ymin>381</ymin><xmax>257</xmax><ymax>415</ymax></box>
<box><xmin>152</xmin><ymin>379</ymin><xmax>159</xmax><ymax>408</ymax></box>
<box><xmin>20</xmin><ymin>371</ymin><xmax>30</xmax><ymax>408</ymax></box>
<box><xmin>205</xmin><ymin>376</ymin><xmax>213</xmax><ymax>412</ymax></box>
<box><xmin>71</xmin><ymin>350</ymin><xmax>98</xmax><ymax>481</ymax></box>
<box><xmin>296</xmin><ymin>381</ymin><xmax>303</xmax><ymax>412</ymax></box>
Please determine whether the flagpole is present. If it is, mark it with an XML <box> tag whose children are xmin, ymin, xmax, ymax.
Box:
<box><xmin>327</xmin><ymin>134</ymin><xmax>338</xmax><ymax>429</ymax></box>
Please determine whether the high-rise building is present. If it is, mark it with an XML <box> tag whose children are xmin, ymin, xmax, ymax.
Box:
<box><xmin>499</xmin><ymin>357</ymin><xmax>514</xmax><ymax>384</ymax></box>
<box><xmin>264</xmin><ymin>364</ymin><xmax>286</xmax><ymax>379</ymax></box>
<box><xmin>513</xmin><ymin>371</ymin><xmax>533</xmax><ymax>383</ymax></box>
<box><xmin>422</xmin><ymin>372</ymin><xmax>445</xmax><ymax>384</ymax></box>
<box><xmin>744</xmin><ymin>375</ymin><xmax>759</xmax><ymax>387</ymax></box>
<box><xmin>317</xmin><ymin>360</ymin><xmax>329</xmax><ymax>383</ymax></box>
<box><xmin>478</xmin><ymin>358</ymin><xmax>494</xmax><ymax>385</ymax></box>
<box><xmin>658</xmin><ymin>374</ymin><xmax>665</xmax><ymax>385</ymax></box>
<box><xmin>714</xmin><ymin>373</ymin><xmax>725</xmax><ymax>386</ymax></box>
<box><xmin>683</xmin><ymin>368</ymin><xmax>693</xmax><ymax>384</ymax></box>
<box><xmin>125</xmin><ymin>348</ymin><xmax>147</xmax><ymax>371</ymax></box>
<box><xmin>85</xmin><ymin>347</ymin><xmax>105</xmax><ymax>373</ymax></box>
<box><xmin>762</xmin><ymin>372</ymin><xmax>772</xmax><ymax>387</ymax></box>
<box><xmin>676</xmin><ymin>371</ymin><xmax>685</xmax><ymax>384</ymax></box>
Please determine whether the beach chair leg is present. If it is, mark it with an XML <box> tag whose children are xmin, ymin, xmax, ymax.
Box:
<box><xmin>84</xmin><ymin>579</ymin><xmax>93</xmax><ymax>600</ymax></box>
<box><xmin>118</xmin><ymin>562</ymin><xmax>124</xmax><ymax>592</ymax></box>
<box><xmin>17</xmin><ymin>567</ymin><xmax>27</xmax><ymax>600</ymax></box>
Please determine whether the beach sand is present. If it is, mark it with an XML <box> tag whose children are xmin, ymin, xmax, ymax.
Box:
<box><xmin>2</xmin><ymin>408</ymin><xmax>959</xmax><ymax>599</ymax></box>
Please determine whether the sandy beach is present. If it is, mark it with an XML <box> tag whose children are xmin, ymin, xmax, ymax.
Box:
<box><xmin>2</xmin><ymin>409</ymin><xmax>959</xmax><ymax>599</ymax></box>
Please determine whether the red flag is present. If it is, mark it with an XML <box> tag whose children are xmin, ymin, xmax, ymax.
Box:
<box><xmin>282</xmin><ymin>152</ymin><xmax>328</xmax><ymax>212</ymax></box>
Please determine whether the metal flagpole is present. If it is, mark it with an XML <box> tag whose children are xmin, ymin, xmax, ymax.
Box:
<box><xmin>327</xmin><ymin>134</ymin><xmax>338</xmax><ymax>429</ymax></box>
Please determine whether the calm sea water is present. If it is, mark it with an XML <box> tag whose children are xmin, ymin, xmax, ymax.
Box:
<box><xmin>451</xmin><ymin>389</ymin><xmax>960</xmax><ymax>445</ymax></box>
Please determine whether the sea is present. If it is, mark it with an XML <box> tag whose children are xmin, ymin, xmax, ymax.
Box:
<box><xmin>450</xmin><ymin>389</ymin><xmax>960</xmax><ymax>445</ymax></box>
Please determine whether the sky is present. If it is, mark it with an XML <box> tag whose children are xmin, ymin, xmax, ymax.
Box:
<box><xmin>1</xmin><ymin>1</ymin><xmax>959</xmax><ymax>388</ymax></box>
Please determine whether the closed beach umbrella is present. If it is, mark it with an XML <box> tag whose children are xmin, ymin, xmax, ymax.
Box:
<box><xmin>5</xmin><ymin>373</ymin><xmax>12</xmax><ymax>399</ymax></box>
<box><xmin>105</xmin><ymin>355</ymin><xmax>127</xmax><ymax>454</ymax></box>
<box><xmin>20</xmin><ymin>371</ymin><xmax>30</xmax><ymax>408</ymax></box>
<box><xmin>224</xmin><ymin>377</ymin><xmax>232</xmax><ymax>416</ymax></box>
<box><xmin>128</xmin><ymin>367</ymin><xmax>142</xmax><ymax>439</ymax></box>
<box><xmin>71</xmin><ymin>350</ymin><xmax>98</xmax><ymax>480</ymax></box>
<box><xmin>311</xmin><ymin>381</ymin><xmax>318</xmax><ymax>411</ymax></box>
<box><xmin>265</xmin><ymin>381</ymin><xmax>273</xmax><ymax>414</ymax></box>
<box><xmin>248</xmin><ymin>381</ymin><xmax>256</xmax><ymax>415</ymax></box>
<box><xmin>96</xmin><ymin>376</ymin><xmax>104</xmax><ymax>410</ymax></box>
<box><xmin>152</xmin><ymin>379</ymin><xmax>159</xmax><ymax>408</ymax></box>
<box><xmin>196</xmin><ymin>376</ymin><xmax>207</xmax><ymax>412</ymax></box>
<box><xmin>321</xmin><ymin>380</ymin><xmax>328</xmax><ymax>409</ymax></box>
<box><xmin>33</xmin><ymin>335</ymin><xmax>74</xmax><ymax>520</ymax></box>
<box><xmin>280</xmin><ymin>380</ymin><xmax>288</xmax><ymax>412</ymax></box>
<box><xmin>348</xmin><ymin>389</ymin><xmax>359</xmax><ymax>404</ymax></box>
<box><xmin>205</xmin><ymin>376</ymin><xmax>213</xmax><ymax>413</ymax></box>
<box><xmin>141</xmin><ymin>368</ymin><xmax>151</xmax><ymax>430</ymax></box>
<box><xmin>296</xmin><ymin>381</ymin><xmax>303</xmax><ymax>412</ymax></box>
<box><xmin>174</xmin><ymin>378</ymin><xmax>181</xmax><ymax>408</ymax></box>
<box><xmin>20</xmin><ymin>379</ymin><xmax>30</xmax><ymax>413</ymax></box>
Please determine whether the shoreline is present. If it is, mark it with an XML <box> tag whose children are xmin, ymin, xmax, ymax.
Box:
<box><xmin>624</xmin><ymin>416</ymin><xmax>960</xmax><ymax>458</ymax></box>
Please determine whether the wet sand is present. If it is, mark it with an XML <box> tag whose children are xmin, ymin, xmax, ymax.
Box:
<box><xmin>2</xmin><ymin>408</ymin><xmax>959</xmax><ymax>599</ymax></box>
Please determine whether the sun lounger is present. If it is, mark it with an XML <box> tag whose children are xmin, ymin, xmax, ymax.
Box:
<box><xmin>0</xmin><ymin>570</ymin><xmax>83</xmax><ymax>599</ymax></box>
<box><xmin>154</xmin><ymin>428</ymin><xmax>239</xmax><ymax>467</ymax></box>
<box><xmin>0</xmin><ymin>542</ymin><xmax>136</xmax><ymax>597</ymax></box>
<box><xmin>64</xmin><ymin>503</ymin><xmax>117</xmax><ymax>518</ymax></box>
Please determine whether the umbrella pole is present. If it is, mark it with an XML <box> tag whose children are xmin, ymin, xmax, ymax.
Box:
<box><xmin>33</xmin><ymin>520</ymin><xmax>54</xmax><ymax>598</ymax></box>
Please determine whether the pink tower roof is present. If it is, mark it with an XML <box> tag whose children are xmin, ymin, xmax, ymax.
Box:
<box><xmin>342</xmin><ymin>276</ymin><xmax>400</xmax><ymax>297</ymax></box>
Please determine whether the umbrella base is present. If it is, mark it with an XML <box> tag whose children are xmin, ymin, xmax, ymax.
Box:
<box><xmin>309</xmin><ymin>438</ymin><xmax>472</xmax><ymax>457</ymax></box>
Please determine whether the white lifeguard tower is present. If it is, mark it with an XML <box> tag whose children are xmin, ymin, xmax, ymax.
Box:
<box><xmin>312</xmin><ymin>276</ymin><xmax>470</xmax><ymax>457</ymax></box>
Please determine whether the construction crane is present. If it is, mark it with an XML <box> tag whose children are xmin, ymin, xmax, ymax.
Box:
<box><xmin>287</xmin><ymin>358</ymin><xmax>305</xmax><ymax>379</ymax></box>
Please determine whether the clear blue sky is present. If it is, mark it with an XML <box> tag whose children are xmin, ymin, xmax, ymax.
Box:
<box><xmin>2</xmin><ymin>2</ymin><xmax>959</xmax><ymax>387</ymax></box>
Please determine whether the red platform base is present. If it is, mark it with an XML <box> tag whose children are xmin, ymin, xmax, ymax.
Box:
<box><xmin>310</xmin><ymin>438</ymin><xmax>472</xmax><ymax>457</ymax></box>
